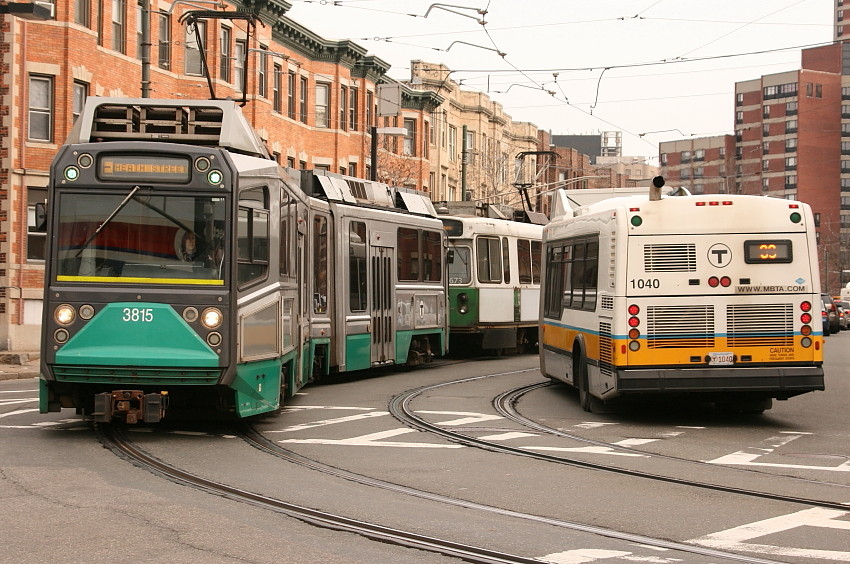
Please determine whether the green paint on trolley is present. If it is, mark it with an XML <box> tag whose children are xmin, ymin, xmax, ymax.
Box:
<box><xmin>55</xmin><ymin>303</ymin><xmax>219</xmax><ymax>367</ymax></box>
<box><xmin>345</xmin><ymin>333</ymin><xmax>371</xmax><ymax>371</ymax></box>
<box><xmin>233</xmin><ymin>357</ymin><xmax>282</xmax><ymax>418</ymax></box>
<box><xmin>449</xmin><ymin>287</ymin><xmax>479</xmax><ymax>327</ymax></box>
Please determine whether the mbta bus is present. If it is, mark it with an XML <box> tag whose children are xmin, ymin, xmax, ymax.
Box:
<box><xmin>540</xmin><ymin>180</ymin><xmax>825</xmax><ymax>412</ymax></box>
<box><xmin>441</xmin><ymin>215</ymin><xmax>543</xmax><ymax>353</ymax></box>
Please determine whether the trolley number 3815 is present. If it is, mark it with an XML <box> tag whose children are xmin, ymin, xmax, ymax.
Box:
<box><xmin>122</xmin><ymin>307</ymin><xmax>154</xmax><ymax>322</ymax></box>
<box><xmin>630</xmin><ymin>278</ymin><xmax>660</xmax><ymax>290</ymax></box>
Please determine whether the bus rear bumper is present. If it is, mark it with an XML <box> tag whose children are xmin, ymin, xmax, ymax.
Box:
<box><xmin>615</xmin><ymin>365</ymin><xmax>824</xmax><ymax>397</ymax></box>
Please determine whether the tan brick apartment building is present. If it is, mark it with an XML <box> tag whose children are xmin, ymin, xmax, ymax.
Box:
<box><xmin>660</xmin><ymin>40</ymin><xmax>850</xmax><ymax>295</ymax></box>
<box><xmin>0</xmin><ymin>0</ymin><xmax>442</xmax><ymax>350</ymax></box>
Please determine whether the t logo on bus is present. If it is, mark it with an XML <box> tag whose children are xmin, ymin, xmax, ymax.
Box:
<box><xmin>708</xmin><ymin>243</ymin><xmax>732</xmax><ymax>267</ymax></box>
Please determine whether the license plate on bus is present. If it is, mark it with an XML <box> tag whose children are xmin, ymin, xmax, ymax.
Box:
<box><xmin>708</xmin><ymin>352</ymin><xmax>734</xmax><ymax>366</ymax></box>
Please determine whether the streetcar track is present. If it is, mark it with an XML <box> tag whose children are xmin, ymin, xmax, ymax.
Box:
<box><xmin>238</xmin><ymin>425</ymin><xmax>786</xmax><ymax>564</ymax></box>
<box><xmin>93</xmin><ymin>419</ymin><xmax>787</xmax><ymax>564</ymax></box>
<box><xmin>495</xmin><ymin>381</ymin><xmax>850</xmax><ymax>490</ymax></box>
<box><xmin>387</xmin><ymin>371</ymin><xmax>850</xmax><ymax>512</ymax></box>
<box><xmin>93</xmin><ymin>422</ymin><xmax>545</xmax><ymax>564</ymax></box>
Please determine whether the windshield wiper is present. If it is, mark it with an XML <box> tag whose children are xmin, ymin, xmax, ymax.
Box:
<box><xmin>74</xmin><ymin>185</ymin><xmax>141</xmax><ymax>258</ymax></box>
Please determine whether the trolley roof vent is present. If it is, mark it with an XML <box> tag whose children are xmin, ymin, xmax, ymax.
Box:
<box><xmin>66</xmin><ymin>97</ymin><xmax>270</xmax><ymax>158</ymax></box>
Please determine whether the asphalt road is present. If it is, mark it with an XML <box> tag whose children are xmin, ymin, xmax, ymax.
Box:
<box><xmin>2</xmin><ymin>333</ymin><xmax>848</xmax><ymax>564</ymax></box>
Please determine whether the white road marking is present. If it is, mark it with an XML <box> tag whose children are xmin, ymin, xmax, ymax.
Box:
<box><xmin>707</xmin><ymin>434</ymin><xmax>850</xmax><ymax>471</ymax></box>
<box><xmin>576</xmin><ymin>422</ymin><xmax>618</xmax><ymax>430</ymax></box>
<box><xmin>688</xmin><ymin>507</ymin><xmax>850</xmax><ymax>560</ymax></box>
<box><xmin>416</xmin><ymin>410</ymin><xmax>504</xmax><ymax>426</ymax></box>
<box><xmin>0</xmin><ymin>408</ymin><xmax>38</xmax><ymax>419</ymax></box>
<box><xmin>478</xmin><ymin>431</ymin><xmax>538</xmax><ymax>441</ymax></box>
<box><xmin>535</xmin><ymin>549</ymin><xmax>632</xmax><ymax>563</ymax></box>
<box><xmin>0</xmin><ymin>398</ymin><xmax>37</xmax><ymax>406</ymax></box>
<box><xmin>279</xmin><ymin>428</ymin><xmax>464</xmax><ymax>448</ymax></box>
<box><xmin>524</xmin><ymin>445</ymin><xmax>648</xmax><ymax>457</ymax></box>
<box><xmin>613</xmin><ymin>438</ymin><xmax>659</xmax><ymax>447</ymax></box>
<box><xmin>267</xmin><ymin>411</ymin><xmax>390</xmax><ymax>433</ymax></box>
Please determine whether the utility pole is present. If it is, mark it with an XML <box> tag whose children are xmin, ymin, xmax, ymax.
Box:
<box><xmin>141</xmin><ymin>0</ymin><xmax>151</xmax><ymax>97</ymax></box>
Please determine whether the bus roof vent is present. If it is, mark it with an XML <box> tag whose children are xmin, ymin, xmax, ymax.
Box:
<box><xmin>67</xmin><ymin>97</ymin><xmax>270</xmax><ymax>158</ymax></box>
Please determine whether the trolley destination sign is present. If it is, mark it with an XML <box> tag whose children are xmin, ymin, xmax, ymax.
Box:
<box><xmin>99</xmin><ymin>154</ymin><xmax>192</xmax><ymax>182</ymax></box>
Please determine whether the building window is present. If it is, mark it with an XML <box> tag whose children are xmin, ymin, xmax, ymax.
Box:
<box><xmin>219</xmin><ymin>27</ymin><xmax>231</xmax><ymax>83</ymax></box>
<box><xmin>184</xmin><ymin>20</ymin><xmax>205</xmax><ymax>76</ymax></box>
<box><xmin>786</xmin><ymin>119</ymin><xmax>797</xmax><ymax>134</ymax></box>
<box><xmin>157</xmin><ymin>13</ymin><xmax>170</xmax><ymax>70</ymax></box>
<box><xmin>287</xmin><ymin>71</ymin><xmax>296</xmax><ymax>119</ymax></box>
<box><xmin>763</xmin><ymin>141</ymin><xmax>770</xmax><ymax>154</ymax></box>
<box><xmin>763</xmin><ymin>105</ymin><xmax>770</xmax><ymax>118</ymax></box>
<box><xmin>785</xmin><ymin>156</ymin><xmax>797</xmax><ymax>170</ymax></box>
<box><xmin>136</xmin><ymin>0</ymin><xmax>144</xmax><ymax>59</ymax></box>
<box><xmin>403</xmin><ymin>118</ymin><xmax>416</xmax><ymax>156</ymax></box>
<box><xmin>112</xmin><ymin>0</ymin><xmax>126</xmax><ymax>53</ymax></box>
<box><xmin>339</xmin><ymin>85</ymin><xmax>347</xmax><ymax>131</ymax></box>
<box><xmin>349</xmin><ymin>88</ymin><xmax>358</xmax><ymax>131</ymax></box>
<box><xmin>785</xmin><ymin>137</ymin><xmax>797</xmax><ymax>152</ymax></box>
<box><xmin>27</xmin><ymin>187</ymin><xmax>47</xmax><ymax>261</ymax></box>
<box><xmin>448</xmin><ymin>125</ymin><xmax>457</xmax><ymax>161</ymax></box>
<box><xmin>694</xmin><ymin>149</ymin><xmax>705</xmax><ymax>161</ymax></box>
<box><xmin>234</xmin><ymin>39</ymin><xmax>246</xmax><ymax>92</ymax></box>
<box><xmin>366</xmin><ymin>91</ymin><xmax>373</xmax><ymax>128</ymax></box>
<box><xmin>786</xmin><ymin>174</ymin><xmax>797</xmax><ymax>188</ymax></box>
<box><xmin>763</xmin><ymin>123</ymin><xmax>770</xmax><ymax>136</ymax></box>
<box><xmin>75</xmin><ymin>0</ymin><xmax>90</xmax><ymax>26</ymax></box>
<box><xmin>786</xmin><ymin>101</ymin><xmax>797</xmax><ymax>115</ymax></box>
<box><xmin>681</xmin><ymin>150</ymin><xmax>691</xmax><ymax>163</ymax></box>
<box><xmin>28</xmin><ymin>75</ymin><xmax>53</xmax><ymax>142</ymax></box>
<box><xmin>300</xmin><ymin>76</ymin><xmax>308</xmax><ymax>124</ymax></box>
<box><xmin>842</xmin><ymin>159</ymin><xmax>850</xmax><ymax>173</ymax></box>
<box><xmin>736</xmin><ymin>111</ymin><xmax>743</xmax><ymax>124</ymax></box>
<box><xmin>72</xmin><ymin>81</ymin><xmax>87</xmax><ymax>124</ymax></box>
<box><xmin>273</xmin><ymin>63</ymin><xmax>282</xmax><ymax>113</ymax></box>
<box><xmin>423</xmin><ymin>121</ymin><xmax>429</xmax><ymax>159</ymax></box>
<box><xmin>315</xmin><ymin>83</ymin><xmax>329</xmax><ymax>128</ymax></box>
<box><xmin>257</xmin><ymin>47</ymin><xmax>268</xmax><ymax>98</ymax></box>
<box><xmin>762</xmin><ymin>159</ymin><xmax>770</xmax><ymax>172</ymax></box>
<box><xmin>736</xmin><ymin>92</ymin><xmax>743</xmax><ymax>106</ymax></box>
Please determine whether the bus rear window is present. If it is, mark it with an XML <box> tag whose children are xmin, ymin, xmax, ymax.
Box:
<box><xmin>744</xmin><ymin>240</ymin><xmax>792</xmax><ymax>264</ymax></box>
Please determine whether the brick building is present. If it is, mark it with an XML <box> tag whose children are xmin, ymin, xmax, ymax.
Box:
<box><xmin>659</xmin><ymin>39</ymin><xmax>850</xmax><ymax>295</ymax></box>
<box><xmin>0</xmin><ymin>0</ymin><xmax>439</xmax><ymax>350</ymax></box>
<box><xmin>658</xmin><ymin>135</ymin><xmax>736</xmax><ymax>195</ymax></box>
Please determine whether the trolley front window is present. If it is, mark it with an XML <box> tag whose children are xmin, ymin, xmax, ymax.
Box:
<box><xmin>55</xmin><ymin>191</ymin><xmax>227</xmax><ymax>285</ymax></box>
<box><xmin>448</xmin><ymin>245</ymin><xmax>471</xmax><ymax>284</ymax></box>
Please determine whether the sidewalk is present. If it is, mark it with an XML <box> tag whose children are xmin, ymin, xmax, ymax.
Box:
<box><xmin>0</xmin><ymin>352</ymin><xmax>40</xmax><ymax>381</ymax></box>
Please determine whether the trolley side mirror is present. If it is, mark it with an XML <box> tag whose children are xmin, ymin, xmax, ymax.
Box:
<box><xmin>446</xmin><ymin>249</ymin><xmax>455</xmax><ymax>263</ymax></box>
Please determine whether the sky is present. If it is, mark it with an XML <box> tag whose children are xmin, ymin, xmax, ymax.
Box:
<box><xmin>283</xmin><ymin>0</ymin><xmax>834</xmax><ymax>162</ymax></box>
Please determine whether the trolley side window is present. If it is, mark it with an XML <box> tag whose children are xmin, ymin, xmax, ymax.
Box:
<box><xmin>313</xmin><ymin>215</ymin><xmax>329</xmax><ymax>313</ymax></box>
<box><xmin>349</xmin><ymin>221</ymin><xmax>367</xmax><ymax>312</ymax></box>
<box><xmin>398</xmin><ymin>227</ymin><xmax>419</xmax><ymax>281</ymax></box>
<box><xmin>476</xmin><ymin>236</ymin><xmax>502</xmax><ymax>283</ymax></box>
<box><xmin>502</xmin><ymin>237</ymin><xmax>511</xmax><ymax>284</ymax></box>
<box><xmin>237</xmin><ymin>187</ymin><xmax>269</xmax><ymax>287</ymax></box>
<box><xmin>518</xmin><ymin>238</ymin><xmax>537</xmax><ymax>284</ymax></box>
<box><xmin>422</xmin><ymin>229</ymin><xmax>442</xmax><ymax>282</ymax></box>
<box><xmin>531</xmin><ymin>240</ymin><xmax>542</xmax><ymax>284</ymax></box>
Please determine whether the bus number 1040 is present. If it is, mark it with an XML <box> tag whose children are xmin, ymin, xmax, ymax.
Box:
<box><xmin>630</xmin><ymin>278</ymin><xmax>660</xmax><ymax>290</ymax></box>
<box><xmin>629</xmin><ymin>278</ymin><xmax>661</xmax><ymax>290</ymax></box>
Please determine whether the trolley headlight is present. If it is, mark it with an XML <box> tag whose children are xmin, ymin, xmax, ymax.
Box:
<box><xmin>54</xmin><ymin>328</ymin><xmax>69</xmax><ymax>344</ymax></box>
<box><xmin>207</xmin><ymin>170</ymin><xmax>223</xmax><ymax>185</ymax></box>
<box><xmin>64</xmin><ymin>166</ymin><xmax>80</xmax><ymax>182</ymax></box>
<box><xmin>77</xmin><ymin>153</ymin><xmax>93</xmax><ymax>168</ymax></box>
<box><xmin>201</xmin><ymin>307</ymin><xmax>223</xmax><ymax>329</ymax></box>
<box><xmin>182</xmin><ymin>307</ymin><xmax>199</xmax><ymax>323</ymax></box>
<box><xmin>79</xmin><ymin>304</ymin><xmax>95</xmax><ymax>320</ymax></box>
<box><xmin>54</xmin><ymin>304</ymin><xmax>75</xmax><ymax>326</ymax></box>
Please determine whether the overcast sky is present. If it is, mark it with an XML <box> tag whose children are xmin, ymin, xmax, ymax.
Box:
<box><xmin>285</xmin><ymin>0</ymin><xmax>833</xmax><ymax>161</ymax></box>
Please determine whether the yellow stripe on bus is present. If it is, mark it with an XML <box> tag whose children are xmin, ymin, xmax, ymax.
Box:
<box><xmin>57</xmin><ymin>275</ymin><xmax>224</xmax><ymax>286</ymax></box>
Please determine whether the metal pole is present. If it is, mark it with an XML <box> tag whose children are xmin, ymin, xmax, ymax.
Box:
<box><xmin>461</xmin><ymin>124</ymin><xmax>467</xmax><ymax>201</ymax></box>
<box><xmin>141</xmin><ymin>0</ymin><xmax>151</xmax><ymax>97</ymax></box>
<box><xmin>370</xmin><ymin>126</ymin><xmax>378</xmax><ymax>181</ymax></box>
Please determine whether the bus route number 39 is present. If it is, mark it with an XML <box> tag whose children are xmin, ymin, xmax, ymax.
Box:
<box><xmin>122</xmin><ymin>307</ymin><xmax>154</xmax><ymax>322</ymax></box>
<box><xmin>630</xmin><ymin>278</ymin><xmax>660</xmax><ymax>290</ymax></box>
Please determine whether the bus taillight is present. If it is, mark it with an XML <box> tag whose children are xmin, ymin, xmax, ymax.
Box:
<box><xmin>627</xmin><ymin>305</ymin><xmax>641</xmax><ymax>351</ymax></box>
<box><xmin>800</xmin><ymin>301</ymin><xmax>812</xmax><ymax>312</ymax></box>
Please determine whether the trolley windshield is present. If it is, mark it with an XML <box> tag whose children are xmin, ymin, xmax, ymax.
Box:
<box><xmin>54</xmin><ymin>191</ymin><xmax>227</xmax><ymax>285</ymax></box>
